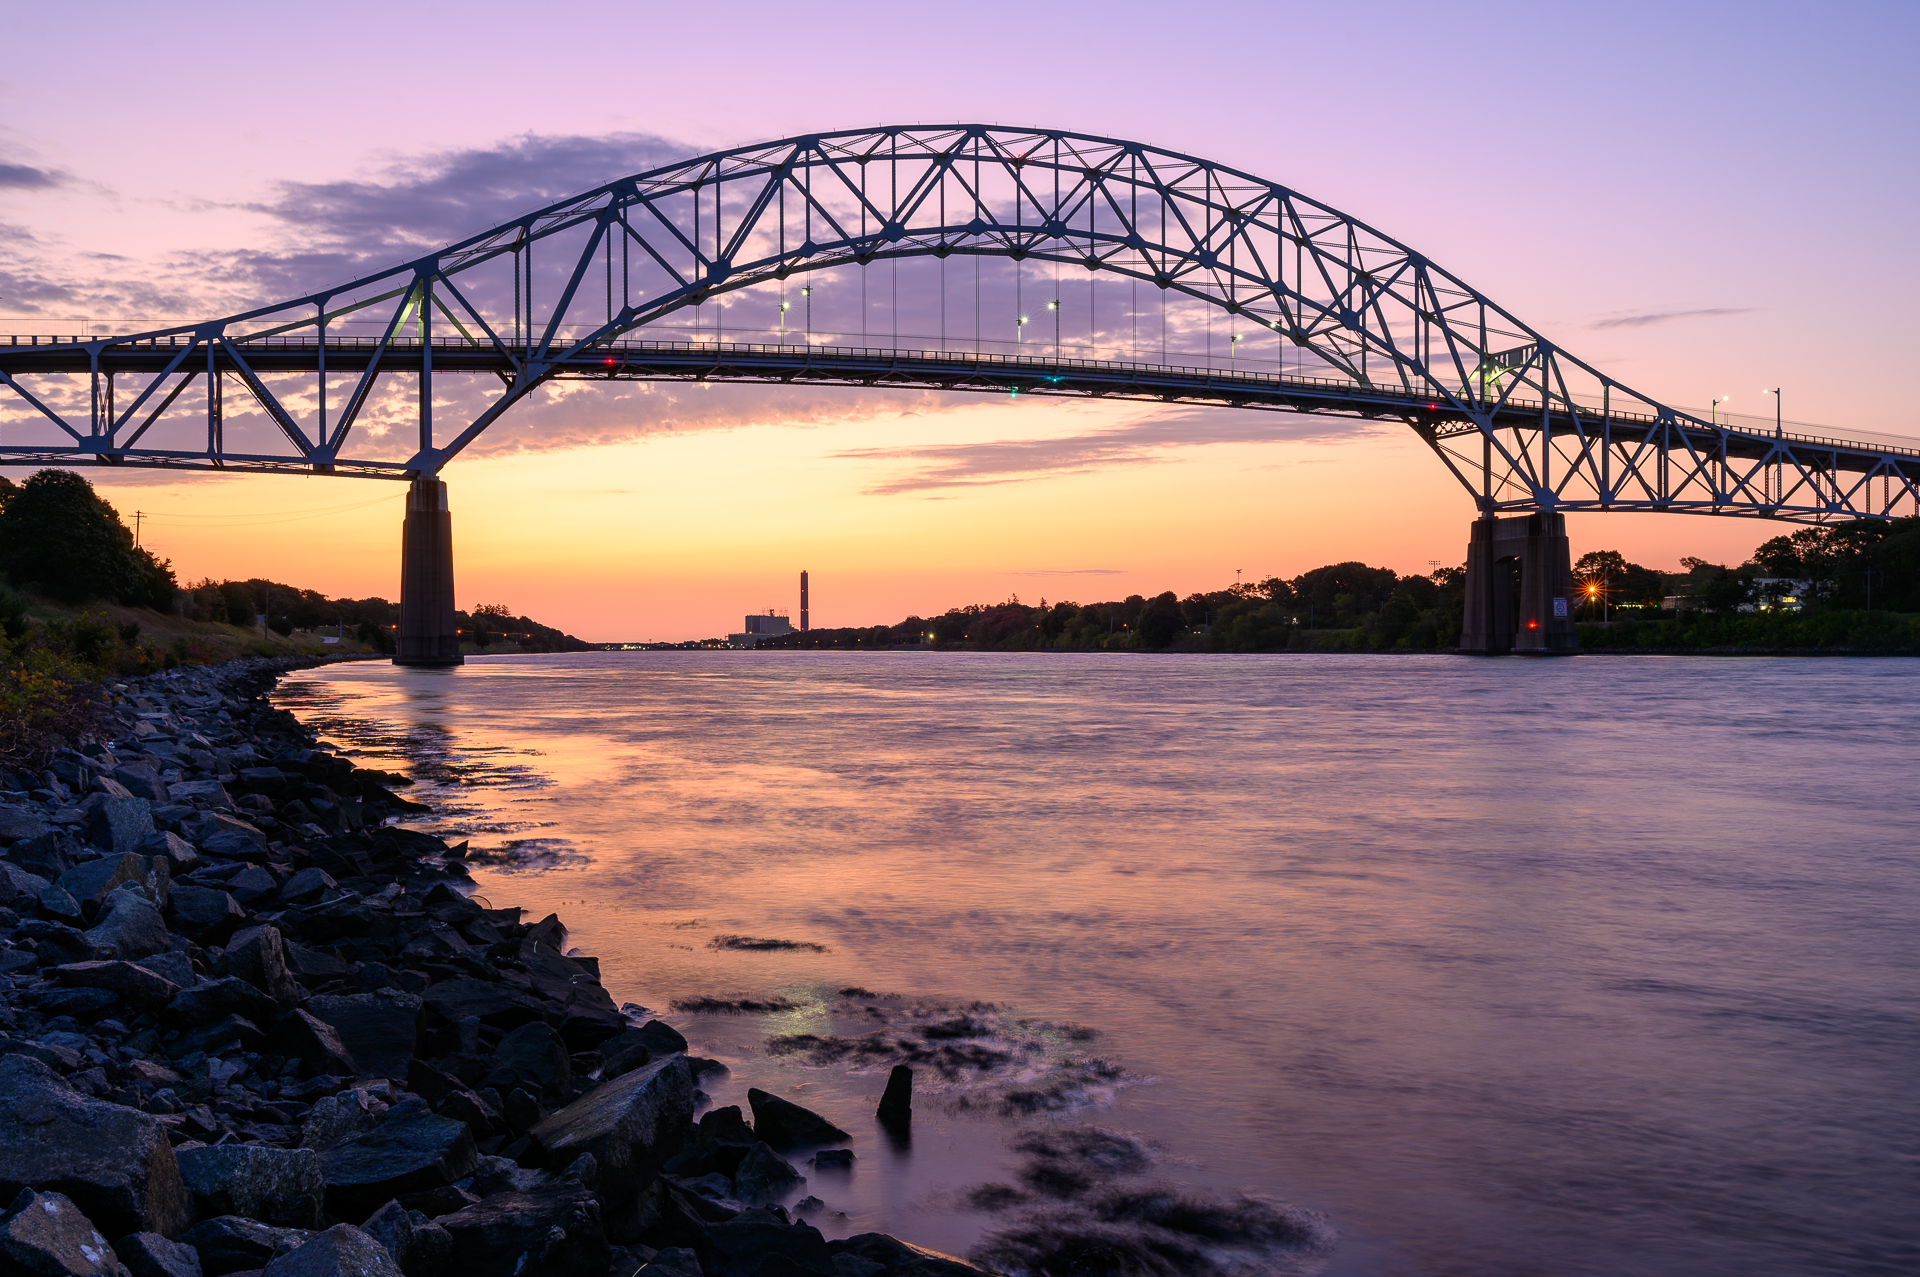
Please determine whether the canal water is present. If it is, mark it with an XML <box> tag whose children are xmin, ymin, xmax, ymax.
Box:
<box><xmin>275</xmin><ymin>652</ymin><xmax>1920</xmax><ymax>1277</ymax></box>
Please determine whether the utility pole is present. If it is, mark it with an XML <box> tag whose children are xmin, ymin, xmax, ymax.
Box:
<box><xmin>133</xmin><ymin>511</ymin><xmax>143</xmax><ymax>548</ymax></box>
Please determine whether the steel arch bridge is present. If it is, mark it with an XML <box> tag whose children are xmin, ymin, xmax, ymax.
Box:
<box><xmin>2</xmin><ymin>124</ymin><xmax>1914</xmax><ymax>525</ymax></box>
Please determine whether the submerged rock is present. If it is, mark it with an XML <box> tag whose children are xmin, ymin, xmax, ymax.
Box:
<box><xmin>745</xmin><ymin>1089</ymin><xmax>850</xmax><ymax>1152</ymax></box>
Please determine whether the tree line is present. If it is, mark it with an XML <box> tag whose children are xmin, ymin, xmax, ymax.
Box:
<box><xmin>0</xmin><ymin>469</ymin><xmax>593</xmax><ymax>655</ymax></box>
<box><xmin>750</xmin><ymin>561</ymin><xmax>1469</xmax><ymax>653</ymax></box>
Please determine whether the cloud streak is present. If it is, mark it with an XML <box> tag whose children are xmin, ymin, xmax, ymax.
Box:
<box><xmin>834</xmin><ymin>407</ymin><xmax>1390</xmax><ymax>494</ymax></box>
<box><xmin>0</xmin><ymin>163</ymin><xmax>65</xmax><ymax>189</ymax></box>
<box><xmin>1590</xmin><ymin>307</ymin><xmax>1754</xmax><ymax>329</ymax></box>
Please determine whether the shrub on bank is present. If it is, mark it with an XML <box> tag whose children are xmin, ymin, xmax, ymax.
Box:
<box><xmin>1579</xmin><ymin>609</ymin><xmax>1920</xmax><ymax>652</ymax></box>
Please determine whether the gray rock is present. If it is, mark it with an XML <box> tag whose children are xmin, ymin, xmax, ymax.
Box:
<box><xmin>224</xmin><ymin>926</ymin><xmax>300</xmax><ymax>1006</ymax></box>
<box><xmin>165</xmin><ymin>888</ymin><xmax>245</xmax><ymax>945</ymax></box>
<box><xmin>526</xmin><ymin>1055</ymin><xmax>694</xmax><ymax>1240</ymax></box>
<box><xmin>276</xmin><ymin>870</ymin><xmax>334</xmax><ymax>906</ymax></box>
<box><xmin>0</xmin><ymin>1188</ymin><xmax>127</xmax><ymax>1276</ymax></box>
<box><xmin>174</xmin><ymin>1145</ymin><xmax>323</xmax><ymax>1229</ymax></box>
<box><xmin>112</xmin><ymin>766</ymin><xmax>171</xmax><ymax>804</ymax></box>
<box><xmin>0</xmin><ymin>861</ymin><xmax>52</xmax><ymax>909</ymax></box>
<box><xmin>298</xmin><ymin>1090</ymin><xmax>386</xmax><ymax>1152</ymax></box>
<box><xmin>745</xmin><ymin>1088</ymin><xmax>851</xmax><ymax>1152</ymax></box>
<box><xmin>266</xmin><ymin>1011</ymin><xmax>358</xmax><ymax>1081</ymax></box>
<box><xmin>435</xmin><ymin>1183</ymin><xmax>607</xmax><ymax>1277</ymax></box>
<box><xmin>115</xmin><ymin>1231</ymin><xmax>203</xmax><ymax>1277</ymax></box>
<box><xmin>630</xmin><ymin>1020</ymin><xmax>689</xmax><ymax>1057</ymax></box>
<box><xmin>41</xmin><ymin>883</ymin><xmax>86</xmax><ymax>923</ymax></box>
<box><xmin>829</xmin><ymin>1233</ymin><xmax>987</xmax><ymax>1277</ymax></box>
<box><xmin>259</xmin><ymin>1225</ymin><xmax>402</xmax><ymax>1277</ymax></box>
<box><xmin>19</xmin><ymin>919</ymin><xmax>92</xmax><ymax>966</ymax></box>
<box><xmin>490</xmin><ymin>1022</ymin><xmax>569</xmax><ymax>1103</ymax></box>
<box><xmin>0</xmin><ymin>805</ymin><xmax>53</xmax><ymax>844</ymax></box>
<box><xmin>84</xmin><ymin>799</ymin><xmax>154</xmax><ymax>858</ymax></box>
<box><xmin>175</xmin><ymin>1216</ymin><xmax>308</xmax><ymax>1276</ymax></box>
<box><xmin>304</xmin><ymin>991</ymin><xmax>421</xmax><ymax>1080</ymax></box>
<box><xmin>58</xmin><ymin>854</ymin><xmax>169</xmax><ymax>909</ymax></box>
<box><xmin>0</xmin><ymin>1054</ymin><xmax>192</xmax><ymax>1239</ymax></box>
<box><xmin>179</xmin><ymin>815</ymin><xmax>266</xmax><ymax>862</ymax></box>
<box><xmin>704</xmin><ymin>1208</ymin><xmax>833</xmax><ymax>1277</ymax></box>
<box><xmin>133</xmin><ymin>834</ymin><xmax>199</xmax><ymax>874</ymax></box>
<box><xmin>50</xmin><ymin>962</ymin><xmax>180</xmax><ymax>1010</ymax></box>
<box><xmin>225</xmin><ymin>868</ymin><xmax>278</xmax><ymax>909</ymax></box>
<box><xmin>638</xmin><ymin>1246</ymin><xmax>702</xmax><ymax>1277</ymax></box>
<box><xmin>165</xmin><ymin>782</ymin><xmax>230</xmax><ymax>812</ymax></box>
<box><xmin>136</xmin><ymin>950</ymin><xmax>196</xmax><ymax>992</ymax></box>
<box><xmin>317</xmin><ymin>1111</ymin><xmax>477</xmax><ymax>1223</ymax></box>
<box><xmin>732</xmin><ymin>1143</ymin><xmax>803</xmax><ymax>1206</ymax></box>
<box><xmin>359</xmin><ymin>1202</ymin><xmax>449</xmax><ymax>1277</ymax></box>
<box><xmin>8</xmin><ymin>832</ymin><xmax>74</xmax><ymax>881</ymax></box>
<box><xmin>85</xmin><ymin>891</ymin><xmax>172</xmax><ymax>962</ymax></box>
<box><xmin>165</xmin><ymin>977</ymin><xmax>278</xmax><ymax>1029</ymax></box>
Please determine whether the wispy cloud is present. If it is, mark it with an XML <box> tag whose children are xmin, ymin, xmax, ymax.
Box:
<box><xmin>0</xmin><ymin>163</ymin><xmax>65</xmax><ymax>190</ymax></box>
<box><xmin>1590</xmin><ymin>307</ymin><xmax>1754</xmax><ymax>330</ymax></box>
<box><xmin>833</xmin><ymin>406</ymin><xmax>1388</xmax><ymax>494</ymax></box>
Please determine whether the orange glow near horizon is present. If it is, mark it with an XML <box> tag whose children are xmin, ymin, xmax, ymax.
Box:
<box><xmin>81</xmin><ymin>392</ymin><xmax>1795</xmax><ymax>642</ymax></box>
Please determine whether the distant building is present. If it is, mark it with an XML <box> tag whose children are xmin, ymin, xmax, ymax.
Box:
<box><xmin>728</xmin><ymin>609</ymin><xmax>793</xmax><ymax>647</ymax></box>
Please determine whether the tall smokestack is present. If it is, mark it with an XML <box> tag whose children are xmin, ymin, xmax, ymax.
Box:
<box><xmin>800</xmin><ymin>570</ymin><xmax>809</xmax><ymax>631</ymax></box>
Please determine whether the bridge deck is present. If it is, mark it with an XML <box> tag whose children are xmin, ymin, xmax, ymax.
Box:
<box><xmin>4</xmin><ymin>334</ymin><xmax>1915</xmax><ymax>479</ymax></box>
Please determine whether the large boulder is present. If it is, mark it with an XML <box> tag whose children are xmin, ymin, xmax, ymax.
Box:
<box><xmin>84</xmin><ymin>798</ymin><xmax>154</xmax><ymax>857</ymax></box>
<box><xmin>419</xmin><ymin>979</ymin><xmax>544</xmax><ymax>1032</ymax></box>
<box><xmin>702</xmin><ymin>1208</ymin><xmax>833</xmax><ymax>1277</ymax></box>
<box><xmin>0</xmin><ymin>805</ymin><xmax>53</xmax><ymax>844</ymax></box>
<box><xmin>86</xmin><ymin>891</ymin><xmax>173</xmax><ymax>962</ymax></box>
<box><xmin>132</xmin><ymin>833</ymin><xmax>199</xmax><ymax>875</ymax></box>
<box><xmin>57</xmin><ymin>854</ymin><xmax>167</xmax><ymax>909</ymax></box>
<box><xmin>174</xmin><ymin>1217</ymin><xmax>308</xmax><ymax>1276</ymax></box>
<box><xmin>304</xmin><ymin>992</ymin><xmax>421</xmax><ymax>1080</ymax></box>
<box><xmin>164</xmin><ymin>888</ymin><xmax>245</xmax><ymax>946</ymax></box>
<box><xmin>265</xmin><ymin>1011</ymin><xmax>358</xmax><ymax>1080</ymax></box>
<box><xmin>488</xmin><ymin>1023</ymin><xmax>569</xmax><ymax>1104</ymax></box>
<box><xmin>259</xmin><ymin>1225</ymin><xmax>401</xmax><ymax>1277</ymax></box>
<box><xmin>0</xmin><ymin>1055</ymin><xmax>192</xmax><ymax>1239</ymax></box>
<box><xmin>113</xmin><ymin>1231</ymin><xmax>203</xmax><ymax>1277</ymax></box>
<box><xmin>224</xmin><ymin>926</ymin><xmax>301</xmax><ymax>1006</ymax></box>
<box><xmin>435</xmin><ymin>1183</ymin><xmax>607</xmax><ymax>1277</ymax></box>
<box><xmin>731</xmin><ymin>1143</ymin><xmax>803</xmax><ymax>1207</ymax></box>
<box><xmin>525</xmin><ymin>1055</ymin><xmax>694</xmax><ymax>1240</ymax></box>
<box><xmin>317</xmin><ymin>1110</ymin><xmax>477</xmax><ymax>1222</ymax></box>
<box><xmin>359</xmin><ymin>1200</ymin><xmax>450</xmax><ymax>1277</ymax></box>
<box><xmin>0</xmin><ymin>1188</ymin><xmax>127</xmax><ymax>1277</ymax></box>
<box><xmin>174</xmin><ymin>1146</ymin><xmax>323</xmax><ymax>1229</ymax></box>
<box><xmin>745</xmin><ymin>1089</ymin><xmax>851</xmax><ymax>1152</ymax></box>
<box><xmin>165</xmin><ymin>977</ymin><xmax>279</xmax><ymax>1030</ymax></box>
<box><xmin>828</xmin><ymin>1233</ymin><xmax>990</xmax><ymax>1277</ymax></box>
<box><xmin>178</xmin><ymin>815</ymin><xmax>267</xmax><ymax>862</ymax></box>
<box><xmin>50</xmin><ymin>962</ymin><xmax>179</xmax><ymax>1011</ymax></box>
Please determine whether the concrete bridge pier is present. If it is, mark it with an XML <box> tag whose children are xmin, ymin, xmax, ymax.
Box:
<box><xmin>1460</xmin><ymin>512</ymin><xmax>1578</xmax><ymax>654</ymax></box>
<box><xmin>395</xmin><ymin>477</ymin><xmax>463</xmax><ymax>666</ymax></box>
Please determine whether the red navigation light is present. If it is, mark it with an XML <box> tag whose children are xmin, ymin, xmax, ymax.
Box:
<box><xmin>1527</xmin><ymin>620</ymin><xmax>1538</xmax><ymax>629</ymax></box>
<box><xmin>605</xmin><ymin>358</ymin><xmax>616</xmax><ymax>366</ymax></box>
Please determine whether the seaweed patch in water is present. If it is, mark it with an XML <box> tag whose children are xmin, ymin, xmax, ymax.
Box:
<box><xmin>964</xmin><ymin>1126</ymin><xmax>1334</xmax><ymax>1277</ymax></box>
<box><xmin>765</xmin><ymin>993</ymin><xmax>1138</xmax><ymax>1116</ymax></box>
<box><xmin>708</xmin><ymin>934</ymin><xmax>832</xmax><ymax>953</ymax></box>
<box><xmin>671</xmin><ymin>995</ymin><xmax>802</xmax><ymax>1014</ymax></box>
<box><xmin>460</xmin><ymin>838</ymin><xmax>588</xmax><ymax>872</ymax></box>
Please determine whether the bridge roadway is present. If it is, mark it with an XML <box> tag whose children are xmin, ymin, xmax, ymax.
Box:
<box><xmin>5</xmin><ymin>333</ymin><xmax>1910</xmax><ymax>483</ymax></box>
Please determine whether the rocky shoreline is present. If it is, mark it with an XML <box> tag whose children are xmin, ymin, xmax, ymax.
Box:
<box><xmin>0</xmin><ymin>657</ymin><xmax>979</xmax><ymax>1277</ymax></box>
